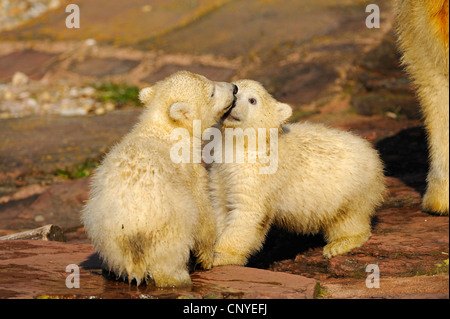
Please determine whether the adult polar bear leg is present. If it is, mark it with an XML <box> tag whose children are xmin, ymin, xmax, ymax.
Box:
<box><xmin>395</xmin><ymin>0</ymin><xmax>449</xmax><ymax>215</ymax></box>
<box><xmin>421</xmin><ymin>81</ymin><xmax>449</xmax><ymax>215</ymax></box>
<box><xmin>213</xmin><ymin>207</ymin><xmax>273</xmax><ymax>266</ymax></box>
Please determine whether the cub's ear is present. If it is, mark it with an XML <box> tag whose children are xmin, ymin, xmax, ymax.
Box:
<box><xmin>169</xmin><ymin>102</ymin><xmax>192</xmax><ymax>122</ymax></box>
<box><xmin>277</xmin><ymin>102</ymin><xmax>293</xmax><ymax>123</ymax></box>
<box><xmin>139</xmin><ymin>87</ymin><xmax>155</xmax><ymax>105</ymax></box>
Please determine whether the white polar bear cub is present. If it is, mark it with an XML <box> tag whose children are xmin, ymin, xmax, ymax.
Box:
<box><xmin>210</xmin><ymin>79</ymin><xmax>386</xmax><ymax>266</ymax></box>
<box><xmin>82</xmin><ymin>71</ymin><xmax>237</xmax><ymax>287</ymax></box>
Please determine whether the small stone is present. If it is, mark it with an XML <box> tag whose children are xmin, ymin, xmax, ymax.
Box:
<box><xmin>105</xmin><ymin>102</ymin><xmax>115</xmax><ymax>112</ymax></box>
<box><xmin>386</xmin><ymin>111</ymin><xmax>398</xmax><ymax>119</ymax></box>
<box><xmin>39</xmin><ymin>91</ymin><xmax>52</xmax><ymax>102</ymax></box>
<box><xmin>84</xmin><ymin>39</ymin><xmax>97</xmax><ymax>47</ymax></box>
<box><xmin>48</xmin><ymin>0</ymin><xmax>61</xmax><ymax>10</ymax></box>
<box><xmin>79</xmin><ymin>98</ymin><xmax>96</xmax><ymax>112</ymax></box>
<box><xmin>60</xmin><ymin>108</ymin><xmax>88</xmax><ymax>116</ymax></box>
<box><xmin>95</xmin><ymin>107</ymin><xmax>106</xmax><ymax>115</ymax></box>
<box><xmin>3</xmin><ymin>90</ymin><xmax>15</xmax><ymax>100</ymax></box>
<box><xmin>69</xmin><ymin>88</ymin><xmax>79</xmax><ymax>98</ymax></box>
<box><xmin>39</xmin><ymin>103</ymin><xmax>51</xmax><ymax>115</ymax></box>
<box><xmin>34</xmin><ymin>215</ymin><xmax>45</xmax><ymax>223</ymax></box>
<box><xmin>18</xmin><ymin>91</ymin><xmax>31</xmax><ymax>99</ymax></box>
<box><xmin>11</xmin><ymin>72</ymin><xmax>29</xmax><ymax>86</ymax></box>
<box><xmin>80</xmin><ymin>87</ymin><xmax>96</xmax><ymax>97</ymax></box>
<box><xmin>141</xmin><ymin>5</ymin><xmax>152</xmax><ymax>12</ymax></box>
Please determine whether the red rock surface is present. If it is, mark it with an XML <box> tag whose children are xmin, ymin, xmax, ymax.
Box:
<box><xmin>263</xmin><ymin>177</ymin><xmax>449</xmax><ymax>298</ymax></box>
<box><xmin>0</xmin><ymin>175</ymin><xmax>447</xmax><ymax>299</ymax></box>
<box><xmin>0</xmin><ymin>240</ymin><xmax>317</xmax><ymax>299</ymax></box>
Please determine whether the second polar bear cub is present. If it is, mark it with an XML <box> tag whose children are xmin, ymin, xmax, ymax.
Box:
<box><xmin>210</xmin><ymin>80</ymin><xmax>386</xmax><ymax>266</ymax></box>
<box><xmin>82</xmin><ymin>71</ymin><xmax>238</xmax><ymax>287</ymax></box>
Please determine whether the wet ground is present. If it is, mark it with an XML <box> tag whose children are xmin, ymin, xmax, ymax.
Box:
<box><xmin>0</xmin><ymin>0</ymin><xmax>448</xmax><ymax>298</ymax></box>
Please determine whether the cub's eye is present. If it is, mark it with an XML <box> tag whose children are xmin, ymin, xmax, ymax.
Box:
<box><xmin>249</xmin><ymin>98</ymin><xmax>257</xmax><ymax>105</ymax></box>
<box><xmin>211</xmin><ymin>88</ymin><xmax>215</xmax><ymax>98</ymax></box>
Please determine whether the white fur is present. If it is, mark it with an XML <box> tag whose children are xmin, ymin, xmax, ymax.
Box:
<box><xmin>395</xmin><ymin>0</ymin><xmax>449</xmax><ymax>215</ymax></box>
<box><xmin>82</xmin><ymin>71</ymin><xmax>236</xmax><ymax>286</ymax></box>
<box><xmin>210</xmin><ymin>80</ymin><xmax>386</xmax><ymax>265</ymax></box>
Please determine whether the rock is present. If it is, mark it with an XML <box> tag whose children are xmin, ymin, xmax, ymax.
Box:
<box><xmin>34</xmin><ymin>215</ymin><xmax>45</xmax><ymax>223</ymax></box>
<box><xmin>94</xmin><ymin>106</ymin><xmax>106</xmax><ymax>115</ymax></box>
<box><xmin>25</xmin><ymin>98</ymin><xmax>38</xmax><ymax>109</ymax></box>
<box><xmin>79</xmin><ymin>87</ymin><xmax>96</xmax><ymax>97</ymax></box>
<box><xmin>18</xmin><ymin>91</ymin><xmax>30</xmax><ymax>99</ymax></box>
<box><xmin>141</xmin><ymin>5</ymin><xmax>152</xmax><ymax>13</ymax></box>
<box><xmin>69</xmin><ymin>58</ymin><xmax>139</xmax><ymax>78</ymax></box>
<box><xmin>2</xmin><ymin>89</ymin><xmax>14</xmax><ymax>100</ymax></box>
<box><xmin>48</xmin><ymin>0</ymin><xmax>61</xmax><ymax>10</ymax></box>
<box><xmin>0</xmin><ymin>240</ymin><xmax>318</xmax><ymax>299</ymax></box>
<box><xmin>259</xmin><ymin>176</ymin><xmax>449</xmax><ymax>298</ymax></box>
<box><xmin>59</xmin><ymin>97</ymin><xmax>76</xmax><ymax>109</ymax></box>
<box><xmin>0</xmin><ymin>50</ymin><xmax>57</xmax><ymax>82</ymax></box>
<box><xmin>0</xmin><ymin>109</ymin><xmax>141</xmax><ymax>177</ymax></box>
<box><xmin>84</xmin><ymin>39</ymin><xmax>97</xmax><ymax>47</ymax></box>
<box><xmin>0</xmin><ymin>178</ymin><xmax>90</xmax><ymax>231</ymax></box>
<box><xmin>194</xmin><ymin>265</ymin><xmax>318</xmax><ymax>299</ymax></box>
<box><xmin>69</xmin><ymin>87</ymin><xmax>79</xmax><ymax>98</ymax></box>
<box><xmin>322</xmin><ymin>275</ymin><xmax>449</xmax><ymax>299</ymax></box>
<box><xmin>60</xmin><ymin>107</ymin><xmax>88</xmax><ymax>116</ymax></box>
<box><xmin>0</xmin><ymin>224</ymin><xmax>64</xmax><ymax>242</ymax></box>
<box><xmin>0</xmin><ymin>0</ymin><xmax>63</xmax><ymax>32</ymax></box>
<box><xmin>79</xmin><ymin>98</ymin><xmax>96</xmax><ymax>112</ymax></box>
<box><xmin>104</xmin><ymin>102</ymin><xmax>115</xmax><ymax>112</ymax></box>
<box><xmin>38</xmin><ymin>91</ymin><xmax>52</xmax><ymax>102</ymax></box>
<box><xmin>11</xmin><ymin>72</ymin><xmax>29</xmax><ymax>86</ymax></box>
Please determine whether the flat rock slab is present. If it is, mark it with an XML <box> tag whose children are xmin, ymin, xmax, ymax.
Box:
<box><xmin>0</xmin><ymin>240</ymin><xmax>317</xmax><ymax>299</ymax></box>
<box><xmin>0</xmin><ymin>109</ymin><xmax>141</xmax><ymax>182</ymax></box>
<box><xmin>0</xmin><ymin>50</ymin><xmax>56</xmax><ymax>81</ymax></box>
<box><xmin>322</xmin><ymin>275</ymin><xmax>449</xmax><ymax>299</ymax></box>
<box><xmin>0</xmin><ymin>0</ymin><xmax>231</xmax><ymax>46</ymax></box>
<box><xmin>0</xmin><ymin>178</ymin><xmax>89</xmax><ymax>231</ymax></box>
<box><xmin>193</xmin><ymin>265</ymin><xmax>317</xmax><ymax>299</ymax></box>
<box><xmin>69</xmin><ymin>58</ymin><xmax>140</xmax><ymax>78</ymax></box>
<box><xmin>143</xmin><ymin>64</ymin><xmax>236</xmax><ymax>83</ymax></box>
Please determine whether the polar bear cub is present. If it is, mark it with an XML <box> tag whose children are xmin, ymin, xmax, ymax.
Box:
<box><xmin>82</xmin><ymin>71</ymin><xmax>237</xmax><ymax>286</ymax></box>
<box><xmin>210</xmin><ymin>79</ymin><xmax>386</xmax><ymax>266</ymax></box>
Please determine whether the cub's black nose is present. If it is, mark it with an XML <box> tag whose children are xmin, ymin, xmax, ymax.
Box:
<box><xmin>233</xmin><ymin>84</ymin><xmax>239</xmax><ymax>95</ymax></box>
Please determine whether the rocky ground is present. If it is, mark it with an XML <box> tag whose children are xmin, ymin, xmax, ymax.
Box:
<box><xmin>0</xmin><ymin>0</ymin><xmax>448</xmax><ymax>299</ymax></box>
<box><xmin>0</xmin><ymin>0</ymin><xmax>64</xmax><ymax>32</ymax></box>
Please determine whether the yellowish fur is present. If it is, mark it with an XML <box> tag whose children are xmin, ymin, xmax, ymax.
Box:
<box><xmin>210</xmin><ymin>80</ymin><xmax>386</xmax><ymax>265</ymax></box>
<box><xmin>82</xmin><ymin>71</ymin><xmax>236</xmax><ymax>286</ymax></box>
<box><xmin>396</xmin><ymin>0</ymin><xmax>449</xmax><ymax>215</ymax></box>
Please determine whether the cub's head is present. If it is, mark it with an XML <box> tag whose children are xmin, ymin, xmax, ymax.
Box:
<box><xmin>139</xmin><ymin>71</ymin><xmax>238</xmax><ymax>132</ymax></box>
<box><xmin>221</xmin><ymin>79</ymin><xmax>292</xmax><ymax>130</ymax></box>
